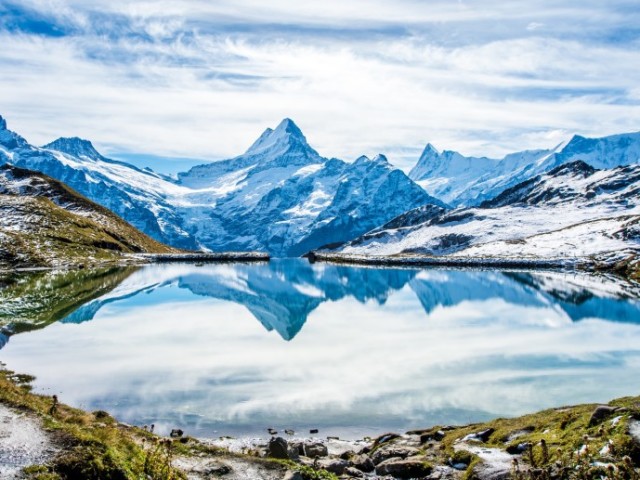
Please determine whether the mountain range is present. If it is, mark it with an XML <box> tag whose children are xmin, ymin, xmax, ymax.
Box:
<box><xmin>409</xmin><ymin>132</ymin><xmax>640</xmax><ymax>206</ymax></box>
<box><xmin>1</xmin><ymin>113</ymin><xmax>639</xmax><ymax>265</ymax></box>
<box><xmin>0</xmin><ymin>116</ymin><xmax>440</xmax><ymax>256</ymax></box>
<box><xmin>341</xmin><ymin>160</ymin><xmax>640</xmax><ymax>270</ymax></box>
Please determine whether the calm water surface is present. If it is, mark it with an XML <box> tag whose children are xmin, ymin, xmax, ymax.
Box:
<box><xmin>1</xmin><ymin>259</ymin><xmax>639</xmax><ymax>439</ymax></box>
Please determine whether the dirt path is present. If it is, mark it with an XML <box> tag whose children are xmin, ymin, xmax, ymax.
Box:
<box><xmin>0</xmin><ymin>403</ymin><xmax>61</xmax><ymax>479</ymax></box>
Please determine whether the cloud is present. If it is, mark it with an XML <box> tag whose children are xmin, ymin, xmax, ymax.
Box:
<box><xmin>0</xmin><ymin>1</ymin><xmax>639</xmax><ymax>172</ymax></box>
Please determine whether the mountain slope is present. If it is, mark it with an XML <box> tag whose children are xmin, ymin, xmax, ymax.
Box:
<box><xmin>0</xmin><ymin>164</ymin><xmax>176</xmax><ymax>268</ymax></box>
<box><xmin>340</xmin><ymin>161</ymin><xmax>640</xmax><ymax>266</ymax></box>
<box><xmin>0</xmin><ymin>115</ymin><xmax>443</xmax><ymax>256</ymax></box>
<box><xmin>410</xmin><ymin>132</ymin><xmax>640</xmax><ymax>206</ymax></box>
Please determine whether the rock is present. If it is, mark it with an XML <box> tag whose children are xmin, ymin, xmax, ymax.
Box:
<box><xmin>169</xmin><ymin>428</ymin><xmax>184</xmax><ymax>438</ymax></box>
<box><xmin>283</xmin><ymin>471</ymin><xmax>304</xmax><ymax>480</ymax></box>
<box><xmin>351</xmin><ymin>453</ymin><xmax>375</xmax><ymax>472</ymax></box>
<box><xmin>289</xmin><ymin>441</ymin><xmax>304</xmax><ymax>455</ymax></box>
<box><xmin>316</xmin><ymin>458</ymin><xmax>349</xmax><ymax>475</ymax></box>
<box><xmin>303</xmin><ymin>441</ymin><xmax>328</xmax><ymax>458</ymax></box>
<box><xmin>375</xmin><ymin>457</ymin><xmax>433</xmax><ymax>478</ymax></box>
<box><xmin>462</xmin><ymin>428</ymin><xmax>494</xmax><ymax>443</ymax></box>
<box><xmin>589</xmin><ymin>406</ymin><xmax>617</xmax><ymax>426</ymax></box>
<box><xmin>288</xmin><ymin>446</ymin><xmax>300</xmax><ymax>461</ymax></box>
<box><xmin>372</xmin><ymin>432</ymin><xmax>401</xmax><ymax>449</ymax></box>
<box><xmin>192</xmin><ymin>461</ymin><xmax>232</xmax><ymax>476</ymax></box>
<box><xmin>506</xmin><ymin>443</ymin><xmax>531</xmax><ymax>455</ymax></box>
<box><xmin>344</xmin><ymin>466</ymin><xmax>365</xmax><ymax>477</ymax></box>
<box><xmin>371</xmin><ymin>445</ymin><xmax>421</xmax><ymax>465</ymax></box>
<box><xmin>421</xmin><ymin>430</ymin><xmax>446</xmax><ymax>443</ymax></box>
<box><xmin>310</xmin><ymin>429</ymin><xmax>319</xmax><ymax>434</ymax></box>
<box><xmin>629</xmin><ymin>420</ymin><xmax>640</xmax><ymax>443</ymax></box>
<box><xmin>267</xmin><ymin>437</ymin><xmax>289</xmax><ymax>459</ymax></box>
<box><xmin>339</xmin><ymin>450</ymin><xmax>355</xmax><ymax>460</ymax></box>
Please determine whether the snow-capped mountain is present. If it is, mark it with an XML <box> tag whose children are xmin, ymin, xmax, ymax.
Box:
<box><xmin>409</xmin><ymin>132</ymin><xmax>640</xmax><ymax>206</ymax></box>
<box><xmin>341</xmin><ymin>160</ymin><xmax>640</xmax><ymax>262</ymax></box>
<box><xmin>0</xmin><ymin>115</ymin><xmax>442</xmax><ymax>256</ymax></box>
<box><xmin>0</xmin><ymin>118</ymin><xmax>195</xmax><ymax>249</ymax></box>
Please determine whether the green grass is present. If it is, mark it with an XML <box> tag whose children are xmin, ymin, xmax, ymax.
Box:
<box><xmin>0</xmin><ymin>365</ymin><xmax>186</xmax><ymax>479</ymax></box>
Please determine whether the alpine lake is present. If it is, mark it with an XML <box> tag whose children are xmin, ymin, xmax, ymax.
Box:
<box><xmin>1</xmin><ymin>259</ymin><xmax>639</xmax><ymax>440</ymax></box>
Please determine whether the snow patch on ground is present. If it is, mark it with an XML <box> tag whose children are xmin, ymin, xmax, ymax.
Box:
<box><xmin>0</xmin><ymin>404</ymin><xmax>61</xmax><ymax>479</ymax></box>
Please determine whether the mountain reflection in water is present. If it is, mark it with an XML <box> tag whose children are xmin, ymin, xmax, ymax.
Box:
<box><xmin>0</xmin><ymin>260</ymin><xmax>639</xmax><ymax>438</ymax></box>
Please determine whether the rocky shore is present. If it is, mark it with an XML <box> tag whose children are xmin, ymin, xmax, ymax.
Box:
<box><xmin>1</xmin><ymin>365</ymin><xmax>639</xmax><ymax>480</ymax></box>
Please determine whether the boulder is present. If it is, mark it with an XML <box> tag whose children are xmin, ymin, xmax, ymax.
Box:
<box><xmin>350</xmin><ymin>453</ymin><xmax>375</xmax><ymax>472</ymax></box>
<box><xmin>344</xmin><ymin>466</ymin><xmax>365</xmax><ymax>477</ymax></box>
<box><xmin>371</xmin><ymin>445</ymin><xmax>421</xmax><ymax>465</ymax></box>
<box><xmin>421</xmin><ymin>430</ymin><xmax>446</xmax><ymax>443</ymax></box>
<box><xmin>303</xmin><ymin>441</ymin><xmax>328</xmax><ymax>458</ymax></box>
<box><xmin>192</xmin><ymin>461</ymin><xmax>232</xmax><ymax>476</ymax></box>
<box><xmin>375</xmin><ymin>457</ymin><xmax>433</xmax><ymax>478</ymax></box>
<box><xmin>316</xmin><ymin>458</ymin><xmax>349</xmax><ymax>475</ymax></box>
<box><xmin>372</xmin><ymin>432</ymin><xmax>401</xmax><ymax>449</ymax></box>
<box><xmin>267</xmin><ymin>437</ymin><xmax>289</xmax><ymax>459</ymax></box>
<box><xmin>462</xmin><ymin>428</ymin><xmax>494</xmax><ymax>443</ymax></box>
<box><xmin>589</xmin><ymin>406</ymin><xmax>617</xmax><ymax>426</ymax></box>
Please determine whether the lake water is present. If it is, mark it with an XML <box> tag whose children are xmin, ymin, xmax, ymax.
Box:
<box><xmin>1</xmin><ymin>259</ymin><xmax>639</xmax><ymax>439</ymax></box>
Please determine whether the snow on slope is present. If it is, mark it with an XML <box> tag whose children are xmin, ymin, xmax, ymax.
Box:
<box><xmin>410</xmin><ymin>132</ymin><xmax>640</xmax><ymax>206</ymax></box>
<box><xmin>0</xmin><ymin>115</ymin><xmax>441</xmax><ymax>256</ymax></box>
<box><xmin>342</xmin><ymin>161</ymin><xmax>640</xmax><ymax>261</ymax></box>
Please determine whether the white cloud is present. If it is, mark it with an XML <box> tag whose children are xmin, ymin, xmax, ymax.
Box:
<box><xmin>1</xmin><ymin>1</ymin><xmax>639</xmax><ymax>172</ymax></box>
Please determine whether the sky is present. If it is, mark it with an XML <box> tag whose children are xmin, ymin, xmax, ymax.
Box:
<box><xmin>1</xmin><ymin>1</ymin><xmax>639</xmax><ymax>173</ymax></box>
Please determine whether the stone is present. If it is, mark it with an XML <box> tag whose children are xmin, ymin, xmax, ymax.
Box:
<box><xmin>629</xmin><ymin>419</ymin><xmax>640</xmax><ymax>443</ymax></box>
<box><xmin>371</xmin><ymin>445</ymin><xmax>421</xmax><ymax>465</ymax></box>
<box><xmin>589</xmin><ymin>406</ymin><xmax>617</xmax><ymax>426</ymax></box>
<box><xmin>192</xmin><ymin>461</ymin><xmax>232</xmax><ymax>476</ymax></box>
<box><xmin>372</xmin><ymin>432</ymin><xmax>401</xmax><ymax>449</ymax></box>
<box><xmin>316</xmin><ymin>458</ymin><xmax>349</xmax><ymax>475</ymax></box>
<box><xmin>506</xmin><ymin>443</ymin><xmax>531</xmax><ymax>455</ymax></box>
<box><xmin>421</xmin><ymin>430</ymin><xmax>446</xmax><ymax>443</ymax></box>
<box><xmin>267</xmin><ymin>436</ymin><xmax>289</xmax><ymax>459</ymax></box>
<box><xmin>375</xmin><ymin>457</ymin><xmax>433</xmax><ymax>478</ymax></box>
<box><xmin>288</xmin><ymin>446</ymin><xmax>300</xmax><ymax>461</ymax></box>
<box><xmin>462</xmin><ymin>428</ymin><xmax>495</xmax><ymax>443</ymax></box>
<box><xmin>303</xmin><ymin>441</ymin><xmax>328</xmax><ymax>458</ymax></box>
<box><xmin>344</xmin><ymin>466</ymin><xmax>365</xmax><ymax>477</ymax></box>
<box><xmin>351</xmin><ymin>453</ymin><xmax>375</xmax><ymax>472</ymax></box>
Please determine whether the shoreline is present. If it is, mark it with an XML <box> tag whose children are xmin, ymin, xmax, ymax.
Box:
<box><xmin>308</xmin><ymin>251</ymin><xmax>640</xmax><ymax>279</ymax></box>
<box><xmin>0</xmin><ymin>251</ymin><xmax>270</xmax><ymax>273</ymax></box>
<box><xmin>308</xmin><ymin>251</ymin><xmax>586</xmax><ymax>269</ymax></box>
<box><xmin>1</xmin><ymin>366</ymin><xmax>638</xmax><ymax>480</ymax></box>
